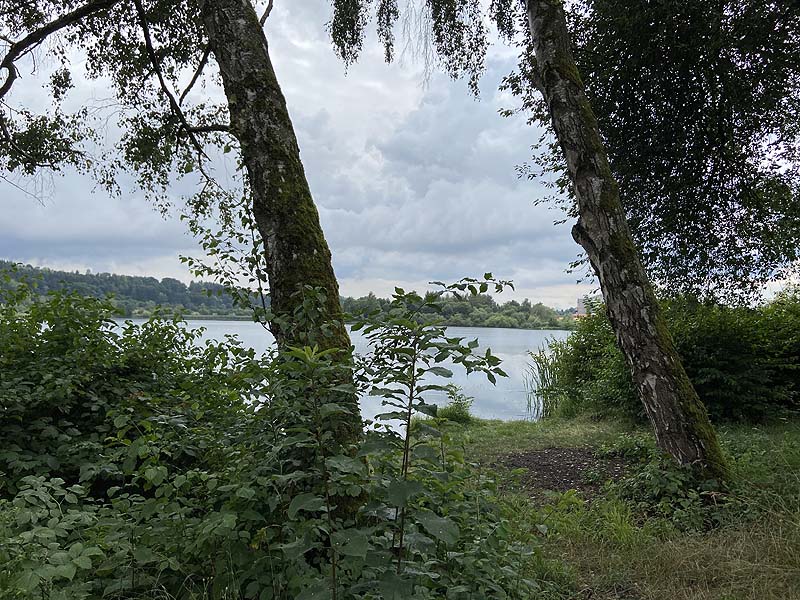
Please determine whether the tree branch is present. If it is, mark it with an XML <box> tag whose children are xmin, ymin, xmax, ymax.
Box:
<box><xmin>132</xmin><ymin>0</ymin><xmax>209</xmax><ymax>159</ymax></box>
<box><xmin>0</xmin><ymin>0</ymin><xmax>120</xmax><ymax>101</ymax></box>
<box><xmin>179</xmin><ymin>44</ymin><xmax>212</xmax><ymax>105</ymax></box>
<box><xmin>259</xmin><ymin>0</ymin><xmax>274</xmax><ymax>26</ymax></box>
<box><xmin>186</xmin><ymin>124</ymin><xmax>230</xmax><ymax>134</ymax></box>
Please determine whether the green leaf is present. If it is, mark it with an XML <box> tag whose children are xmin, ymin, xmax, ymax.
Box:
<box><xmin>413</xmin><ymin>422</ymin><xmax>442</xmax><ymax>438</ymax></box>
<box><xmin>428</xmin><ymin>366</ymin><xmax>453</xmax><ymax>378</ymax></box>
<box><xmin>68</xmin><ymin>543</ymin><xmax>84</xmax><ymax>558</ymax></box>
<box><xmin>236</xmin><ymin>487</ymin><xmax>256</xmax><ymax>499</ymax></box>
<box><xmin>279</xmin><ymin>535</ymin><xmax>314</xmax><ymax>560</ymax></box>
<box><xmin>412</xmin><ymin>444</ymin><xmax>440</xmax><ymax>462</ymax></box>
<box><xmin>375</xmin><ymin>411</ymin><xmax>407</xmax><ymax>421</ymax></box>
<box><xmin>287</xmin><ymin>493</ymin><xmax>325</xmax><ymax>519</ymax></box>
<box><xmin>72</xmin><ymin>555</ymin><xmax>93</xmax><ymax>570</ymax></box>
<box><xmin>331</xmin><ymin>529</ymin><xmax>369</xmax><ymax>558</ymax></box>
<box><xmin>52</xmin><ymin>563</ymin><xmax>77</xmax><ymax>581</ymax></box>
<box><xmin>387</xmin><ymin>479</ymin><xmax>424</xmax><ymax>507</ymax></box>
<box><xmin>295</xmin><ymin>582</ymin><xmax>331</xmax><ymax>600</ymax></box>
<box><xmin>415</xmin><ymin>402</ymin><xmax>438</xmax><ymax>417</ymax></box>
<box><xmin>416</xmin><ymin>510</ymin><xmax>459</xmax><ymax>545</ymax></box>
<box><xmin>326</xmin><ymin>455</ymin><xmax>365</xmax><ymax>475</ymax></box>
<box><xmin>378</xmin><ymin>571</ymin><xmax>413</xmax><ymax>600</ymax></box>
<box><xmin>319</xmin><ymin>403</ymin><xmax>349</xmax><ymax>418</ymax></box>
<box><xmin>133</xmin><ymin>546</ymin><xmax>158</xmax><ymax>565</ymax></box>
<box><xmin>16</xmin><ymin>570</ymin><xmax>40</xmax><ymax>592</ymax></box>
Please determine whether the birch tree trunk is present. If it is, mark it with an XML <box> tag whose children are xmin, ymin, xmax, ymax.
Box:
<box><xmin>200</xmin><ymin>0</ymin><xmax>361</xmax><ymax>444</ymax></box>
<box><xmin>526</xmin><ymin>0</ymin><xmax>727</xmax><ymax>479</ymax></box>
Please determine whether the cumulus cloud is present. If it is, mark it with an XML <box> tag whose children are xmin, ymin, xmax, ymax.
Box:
<box><xmin>0</xmin><ymin>0</ymin><xmax>589</xmax><ymax>308</ymax></box>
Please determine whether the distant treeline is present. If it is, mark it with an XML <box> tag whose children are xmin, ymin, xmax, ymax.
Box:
<box><xmin>1</xmin><ymin>261</ymin><xmax>576</xmax><ymax>329</ymax></box>
<box><xmin>0</xmin><ymin>261</ymin><xmax>249</xmax><ymax>317</ymax></box>
<box><xmin>342</xmin><ymin>293</ymin><xmax>575</xmax><ymax>330</ymax></box>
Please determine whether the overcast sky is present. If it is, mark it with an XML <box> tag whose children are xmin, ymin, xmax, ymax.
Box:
<box><xmin>0</xmin><ymin>1</ymin><xmax>594</xmax><ymax>308</ymax></box>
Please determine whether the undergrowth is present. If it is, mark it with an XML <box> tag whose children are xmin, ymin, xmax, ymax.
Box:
<box><xmin>0</xmin><ymin>275</ymin><xmax>562</xmax><ymax>599</ymax></box>
<box><xmin>461</xmin><ymin>418</ymin><xmax>800</xmax><ymax>600</ymax></box>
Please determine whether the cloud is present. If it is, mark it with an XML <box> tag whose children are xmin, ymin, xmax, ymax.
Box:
<box><xmin>0</xmin><ymin>0</ymin><xmax>587</xmax><ymax>308</ymax></box>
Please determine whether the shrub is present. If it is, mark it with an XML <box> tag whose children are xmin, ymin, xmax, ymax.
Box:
<box><xmin>532</xmin><ymin>293</ymin><xmax>800</xmax><ymax>422</ymax></box>
<box><xmin>437</xmin><ymin>384</ymin><xmax>475</xmax><ymax>424</ymax></box>
<box><xmin>0</xmin><ymin>278</ymin><xmax>548</xmax><ymax>599</ymax></box>
<box><xmin>532</xmin><ymin>299</ymin><xmax>637</xmax><ymax>420</ymax></box>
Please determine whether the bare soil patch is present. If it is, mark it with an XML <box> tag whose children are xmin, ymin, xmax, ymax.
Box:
<box><xmin>499</xmin><ymin>447</ymin><xmax>629</xmax><ymax>498</ymax></box>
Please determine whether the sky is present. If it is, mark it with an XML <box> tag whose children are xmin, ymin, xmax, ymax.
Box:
<box><xmin>0</xmin><ymin>1</ymin><xmax>595</xmax><ymax>309</ymax></box>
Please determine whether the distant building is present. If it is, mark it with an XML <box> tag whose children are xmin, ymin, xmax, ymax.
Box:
<box><xmin>575</xmin><ymin>296</ymin><xmax>588</xmax><ymax>319</ymax></box>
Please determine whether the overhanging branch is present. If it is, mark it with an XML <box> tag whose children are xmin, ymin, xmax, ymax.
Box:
<box><xmin>133</xmin><ymin>0</ymin><xmax>210</xmax><ymax>159</ymax></box>
<box><xmin>0</xmin><ymin>0</ymin><xmax>120</xmax><ymax>101</ymax></box>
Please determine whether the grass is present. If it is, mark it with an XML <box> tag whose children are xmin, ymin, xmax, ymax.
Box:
<box><xmin>459</xmin><ymin>415</ymin><xmax>634</xmax><ymax>461</ymax></box>
<box><xmin>458</xmin><ymin>416</ymin><xmax>800</xmax><ymax>600</ymax></box>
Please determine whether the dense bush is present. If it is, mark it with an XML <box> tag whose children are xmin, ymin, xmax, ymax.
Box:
<box><xmin>533</xmin><ymin>291</ymin><xmax>800</xmax><ymax>422</ymax></box>
<box><xmin>0</xmin><ymin>280</ymin><xmax>550</xmax><ymax>599</ymax></box>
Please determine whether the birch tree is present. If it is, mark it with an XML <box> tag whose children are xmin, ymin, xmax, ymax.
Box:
<box><xmin>326</xmin><ymin>0</ymin><xmax>729</xmax><ymax>478</ymax></box>
<box><xmin>522</xmin><ymin>0</ymin><xmax>726</xmax><ymax>477</ymax></box>
<box><xmin>0</xmin><ymin>0</ymin><xmax>361</xmax><ymax>445</ymax></box>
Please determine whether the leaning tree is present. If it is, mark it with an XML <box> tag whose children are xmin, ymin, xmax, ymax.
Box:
<box><xmin>516</xmin><ymin>0</ymin><xmax>800</xmax><ymax>303</ymax></box>
<box><xmin>0</xmin><ymin>0</ymin><xmax>362</xmax><ymax>445</ymax></box>
<box><xmin>325</xmin><ymin>0</ymin><xmax>730</xmax><ymax>478</ymax></box>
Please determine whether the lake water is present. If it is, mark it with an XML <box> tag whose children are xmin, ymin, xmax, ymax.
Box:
<box><xmin>130</xmin><ymin>319</ymin><xmax>571</xmax><ymax>421</ymax></box>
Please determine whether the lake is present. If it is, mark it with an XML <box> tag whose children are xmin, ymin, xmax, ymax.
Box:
<box><xmin>130</xmin><ymin>319</ymin><xmax>571</xmax><ymax>421</ymax></box>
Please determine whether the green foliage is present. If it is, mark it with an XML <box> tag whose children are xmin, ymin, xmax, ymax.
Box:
<box><xmin>2</xmin><ymin>261</ymin><xmax>576</xmax><ymax>329</ymax></box>
<box><xmin>483</xmin><ymin>420</ymin><xmax>800</xmax><ymax>599</ymax></box>
<box><xmin>612</xmin><ymin>455</ymin><xmax>729</xmax><ymax>531</ymax></box>
<box><xmin>0</xmin><ymin>259</ymin><xmax>249</xmax><ymax>317</ymax></box>
<box><xmin>597</xmin><ymin>432</ymin><xmax>654</xmax><ymax>461</ymax></box>
<box><xmin>571</xmin><ymin>0</ymin><xmax>800</xmax><ymax>301</ymax></box>
<box><xmin>0</xmin><ymin>277</ymin><xmax>550</xmax><ymax>599</ymax></box>
<box><xmin>436</xmin><ymin>385</ymin><xmax>474</xmax><ymax>424</ymax></box>
<box><xmin>531</xmin><ymin>299</ymin><xmax>635</xmax><ymax>420</ymax></box>
<box><xmin>532</xmin><ymin>293</ymin><xmax>800</xmax><ymax>422</ymax></box>
<box><xmin>0</xmin><ymin>0</ymin><xmax>222</xmax><ymax>192</ymax></box>
<box><xmin>329</xmin><ymin>0</ymin><xmax>488</xmax><ymax>94</ymax></box>
<box><xmin>525</xmin><ymin>343</ymin><xmax>579</xmax><ymax>420</ymax></box>
<box><xmin>501</xmin><ymin>0</ymin><xmax>800</xmax><ymax>302</ymax></box>
<box><xmin>343</xmin><ymin>292</ymin><xmax>573</xmax><ymax>331</ymax></box>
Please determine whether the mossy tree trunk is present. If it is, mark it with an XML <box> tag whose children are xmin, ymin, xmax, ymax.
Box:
<box><xmin>200</xmin><ymin>0</ymin><xmax>361</xmax><ymax>446</ymax></box>
<box><xmin>525</xmin><ymin>0</ymin><xmax>727</xmax><ymax>479</ymax></box>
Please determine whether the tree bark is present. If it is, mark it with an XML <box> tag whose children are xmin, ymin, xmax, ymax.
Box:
<box><xmin>200</xmin><ymin>0</ymin><xmax>361</xmax><ymax>444</ymax></box>
<box><xmin>525</xmin><ymin>0</ymin><xmax>727</xmax><ymax>479</ymax></box>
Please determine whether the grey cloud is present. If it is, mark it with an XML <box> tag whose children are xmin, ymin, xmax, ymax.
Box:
<box><xmin>1</xmin><ymin>0</ymin><xmax>586</xmax><ymax>307</ymax></box>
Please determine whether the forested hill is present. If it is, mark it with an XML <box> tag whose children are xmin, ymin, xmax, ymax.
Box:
<box><xmin>0</xmin><ymin>261</ymin><xmax>576</xmax><ymax>329</ymax></box>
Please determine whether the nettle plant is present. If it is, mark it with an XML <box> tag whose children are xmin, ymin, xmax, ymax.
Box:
<box><xmin>0</xmin><ymin>274</ymin><xmax>545</xmax><ymax>599</ymax></box>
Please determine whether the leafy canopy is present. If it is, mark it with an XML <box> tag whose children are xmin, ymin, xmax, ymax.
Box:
<box><xmin>0</xmin><ymin>0</ymin><xmax>228</xmax><ymax>192</ymax></box>
<box><xmin>570</xmin><ymin>0</ymin><xmax>800</xmax><ymax>301</ymax></box>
